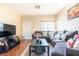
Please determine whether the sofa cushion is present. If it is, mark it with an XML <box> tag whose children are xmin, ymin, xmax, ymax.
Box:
<box><xmin>51</xmin><ymin>42</ymin><xmax>67</xmax><ymax>56</ymax></box>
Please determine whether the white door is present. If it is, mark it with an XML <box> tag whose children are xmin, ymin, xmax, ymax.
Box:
<box><xmin>22</xmin><ymin>20</ymin><xmax>32</xmax><ymax>39</ymax></box>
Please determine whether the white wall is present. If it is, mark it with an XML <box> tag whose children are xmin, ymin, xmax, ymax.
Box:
<box><xmin>56</xmin><ymin>7</ymin><xmax>67</xmax><ymax>31</ymax></box>
<box><xmin>57</xmin><ymin>4</ymin><xmax>79</xmax><ymax>31</ymax></box>
<box><xmin>22</xmin><ymin>15</ymin><xmax>56</xmax><ymax>33</ymax></box>
<box><xmin>0</xmin><ymin>4</ymin><xmax>22</xmax><ymax>39</ymax></box>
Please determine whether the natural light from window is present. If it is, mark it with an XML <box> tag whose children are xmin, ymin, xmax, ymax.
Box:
<box><xmin>40</xmin><ymin>21</ymin><xmax>55</xmax><ymax>31</ymax></box>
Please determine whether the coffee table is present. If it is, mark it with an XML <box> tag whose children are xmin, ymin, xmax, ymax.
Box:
<box><xmin>29</xmin><ymin>39</ymin><xmax>49</xmax><ymax>56</ymax></box>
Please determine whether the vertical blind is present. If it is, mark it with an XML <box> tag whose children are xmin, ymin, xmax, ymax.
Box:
<box><xmin>40</xmin><ymin>21</ymin><xmax>55</xmax><ymax>31</ymax></box>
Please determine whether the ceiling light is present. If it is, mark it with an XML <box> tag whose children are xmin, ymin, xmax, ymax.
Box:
<box><xmin>35</xmin><ymin>5</ymin><xmax>40</xmax><ymax>9</ymax></box>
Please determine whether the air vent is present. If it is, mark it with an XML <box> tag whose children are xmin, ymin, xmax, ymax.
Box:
<box><xmin>35</xmin><ymin>5</ymin><xmax>40</xmax><ymax>9</ymax></box>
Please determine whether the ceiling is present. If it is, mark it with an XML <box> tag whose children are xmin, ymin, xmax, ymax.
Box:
<box><xmin>5</xmin><ymin>3</ymin><xmax>68</xmax><ymax>15</ymax></box>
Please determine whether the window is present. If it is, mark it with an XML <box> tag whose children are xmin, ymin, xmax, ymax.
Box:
<box><xmin>40</xmin><ymin>21</ymin><xmax>55</xmax><ymax>31</ymax></box>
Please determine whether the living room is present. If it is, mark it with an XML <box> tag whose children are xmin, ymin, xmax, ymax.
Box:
<box><xmin>0</xmin><ymin>2</ymin><xmax>79</xmax><ymax>56</ymax></box>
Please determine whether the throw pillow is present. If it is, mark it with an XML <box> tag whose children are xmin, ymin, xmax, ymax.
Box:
<box><xmin>66</xmin><ymin>38</ymin><xmax>75</xmax><ymax>48</ymax></box>
<box><xmin>73</xmin><ymin>40</ymin><xmax>79</xmax><ymax>48</ymax></box>
<box><xmin>61</xmin><ymin>34</ymin><xmax>66</xmax><ymax>41</ymax></box>
<box><xmin>54</xmin><ymin>32</ymin><xmax>61</xmax><ymax>39</ymax></box>
<box><xmin>43</xmin><ymin>32</ymin><xmax>47</xmax><ymax>36</ymax></box>
<box><xmin>74</xmin><ymin>34</ymin><xmax>79</xmax><ymax>40</ymax></box>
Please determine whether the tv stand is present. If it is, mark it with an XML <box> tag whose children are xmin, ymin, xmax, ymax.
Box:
<box><xmin>0</xmin><ymin>36</ymin><xmax>20</xmax><ymax>53</ymax></box>
<box><xmin>0</xmin><ymin>39</ymin><xmax>31</xmax><ymax>56</ymax></box>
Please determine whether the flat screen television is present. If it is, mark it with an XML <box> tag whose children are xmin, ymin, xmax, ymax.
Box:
<box><xmin>0</xmin><ymin>23</ymin><xmax>16</xmax><ymax>38</ymax></box>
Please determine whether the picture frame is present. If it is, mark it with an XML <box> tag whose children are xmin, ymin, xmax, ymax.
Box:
<box><xmin>67</xmin><ymin>3</ymin><xmax>79</xmax><ymax>20</ymax></box>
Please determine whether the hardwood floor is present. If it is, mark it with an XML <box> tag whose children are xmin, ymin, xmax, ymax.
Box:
<box><xmin>0</xmin><ymin>39</ymin><xmax>32</xmax><ymax>56</ymax></box>
<box><xmin>0</xmin><ymin>39</ymin><xmax>53</xmax><ymax>56</ymax></box>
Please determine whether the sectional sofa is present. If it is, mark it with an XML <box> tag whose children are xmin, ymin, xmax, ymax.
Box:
<box><xmin>50</xmin><ymin>31</ymin><xmax>79</xmax><ymax>56</ymax></box>
<box><xmin>32</xmin><ymin>31</ymin><xmax>79</xmax><ymax>56</ymax></box>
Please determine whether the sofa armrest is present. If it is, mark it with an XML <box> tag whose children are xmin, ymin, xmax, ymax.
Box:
<box><xmin>66</xmin><ymin>48</ymin><xmax>79</xmax><ymax>56</ymax></box>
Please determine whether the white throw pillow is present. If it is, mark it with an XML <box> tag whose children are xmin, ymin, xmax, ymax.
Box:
<box><xmin>54</xmin><ymin>32</ymin><xmax>61</xmax><ymax>39</ymax></box>
<box><xmin>73</xmin><ymin>40</ymin><xmax>79</xmax><ymax>48</ymax></box>
<box><xmin>43</xmin><ymin>32</ymin><xmax>47</xmax><ymax>36</ymax></box>
<box><xmin>61</xmin><ymin>34</ymin><xmax>66</xmax><ymax>41</ymax></box>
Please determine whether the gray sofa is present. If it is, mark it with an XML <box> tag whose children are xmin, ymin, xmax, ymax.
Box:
<box><xmin>32</xmin><ymin>31</ymin><xmax>79</xmax><ymax>56</ymax></box>
<box><xmin>51</xmin><ymin>31</ymin><xmax>79</xmax><ymax>56</ymax></box>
